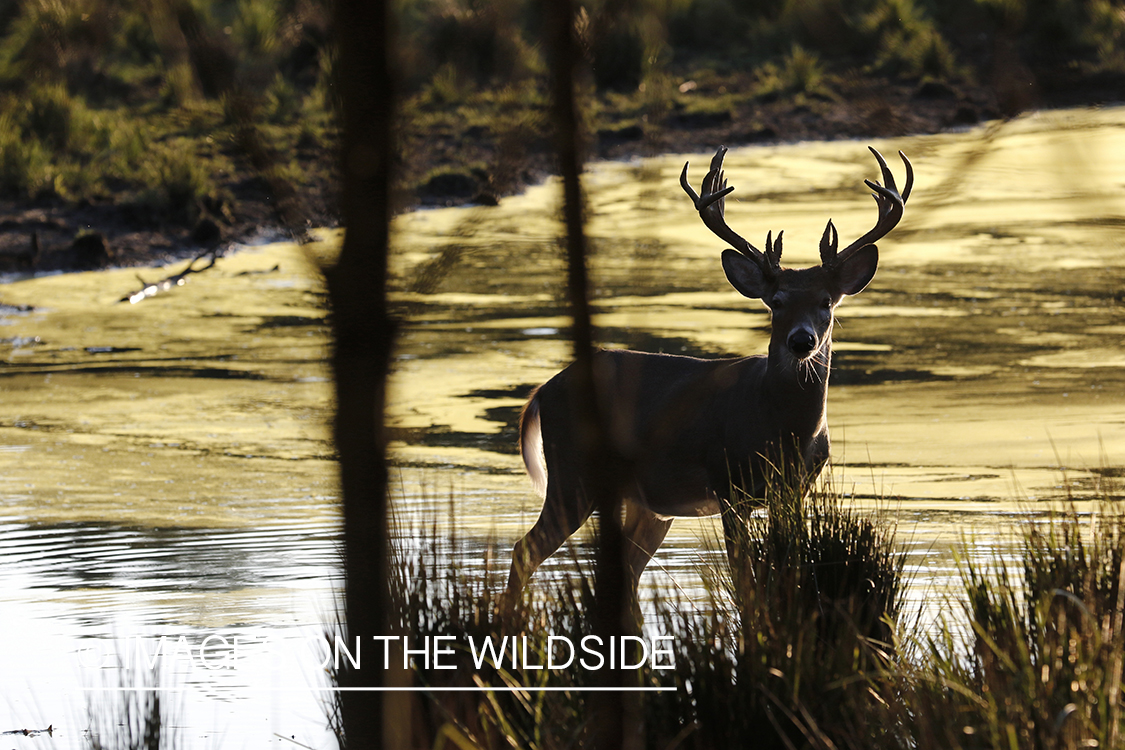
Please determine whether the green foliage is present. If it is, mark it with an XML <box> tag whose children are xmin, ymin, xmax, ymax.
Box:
<box><xmin>888</xmin><ymin>25</ymin><xmax>961</xmax><ymax>80</ymax></box>
<box><xmin>1086</xmin><ymin>0</ymin><xmax>1125</xmax><ymax>68</ymax></box>
<box><xmin>264</xmin><ymin>71</ymin><xmax>301</xmax><ymax>122</ymax></box>
<box><xmin>136</xmin><ymin>143</ymin><xmax>220</xmax><ymax>222</ymax></box>
<box><xmin>0</xmin><ymin>0</ymin><xmax>114</xmax><ymax>89</ymax></box>
<box><xmin>21</xmin><ymin>82</ymin><xmax>89</xmax><ymax>150</ymax></box>
<box><xmin>0</xmin><ymin>0</ymin><xmax>338</xmax><ymax>220</ymax></box>
<box><xmin>0</xmin><ymin>82</ymin><xmax>113</xmax><ymax>198</ymax></box>
<box><xmin>232</xmin><ymin>0</ymin><xmax>280</xmax><ymax>58</ymax></box>
<box><xmin>764</xmin><ymin>43</ymin><xmax>827</xmax><ymax>97</ymax></box>
<box><xmin>858</xmin><ymin>0</ymin><xmax>962</xmax><ymax>79</ymax></box>
<box><xmin>421</xmin><ymin>62</ymin><xmax>472</xmax><ymax>106</ymax></box>
<box><xmin>752</xmin><ymin>44</ymin><xmax>831</xmax><ymax>101</ymax></box>
<box><xmin>0</xmin><ymin>122</ymin><xmax>52</xmax><ymax>198</ymax></box>
<box><xmin>399</xmin><ymin>0</ymin><xmax>539</xmax><ymax>92</ymax></box>
<box><xmin>0</xmin><ymin>0</ymin><xmax>1120</xmax><ymax>226</ymax></box>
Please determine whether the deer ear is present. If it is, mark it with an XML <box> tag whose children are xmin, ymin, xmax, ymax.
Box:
<box><xmin>722</xmin><ymin>249</ymin><xmax>771</xmax><ymax>299</ymax></box>
<box><xmin>834</xmin><ymin>243</ymin><xmax>878</xmax><ymax>296</ymax></box>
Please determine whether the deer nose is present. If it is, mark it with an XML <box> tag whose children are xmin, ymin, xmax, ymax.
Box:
<box><xmin>788</xmin><ymin>329</ymin><xmax>816</xmax><ymax>357</ymax></box>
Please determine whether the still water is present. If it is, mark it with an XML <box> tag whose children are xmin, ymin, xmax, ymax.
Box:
<box><xmin>2</xmin><ymin>106</ymin><xmax>1125</xmax><ymax>747</ymax></box>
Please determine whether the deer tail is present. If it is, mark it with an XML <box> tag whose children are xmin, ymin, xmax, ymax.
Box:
<box><xmin>518</xmin><ymin>389</ymin><xmax>547</xmax><ymax>498</ymax></box>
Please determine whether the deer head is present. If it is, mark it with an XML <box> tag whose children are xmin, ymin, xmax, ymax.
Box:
<box><xmin>681</xmin><ymin>146</ymin><xmax>913</xmax><ymax>366</ymax></box>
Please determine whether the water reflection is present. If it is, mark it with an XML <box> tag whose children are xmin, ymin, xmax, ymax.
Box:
<box><xmin>0</xmin><ymin>243</ymin><xmax>339</xmax><ymax>748</ymax></box>
<box><xmin>3</xmin><ymin>520</ymin><xmax>338</xmax><ymax>596</ymax></box>
<box><xmin>0</xmin><ymin>106</ymin><xmax>1124</xmax><ymax>747</ymax></box>
<box><xmin>390</xmin><ymin>106</ymin><xmax>1125</xmax><ymax>512</ymax></box>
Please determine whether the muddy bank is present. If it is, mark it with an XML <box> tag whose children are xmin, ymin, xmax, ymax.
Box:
<box><xmin>0</xmin><ymin>140</ymin><xmax>338</xmax><ymax>273</ymax></box>
<box><xmin>1</xmin><ymin>72</ymin><xmax>1120</xmax><ymax>275</ymax></box>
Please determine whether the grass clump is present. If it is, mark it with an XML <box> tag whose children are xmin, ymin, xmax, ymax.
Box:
<box><xmin>326</xmin><ymin>511</ymin><xmax>608</xmax><ymax>749</ymax></box>
<box><xmin>86</xmin><ymin>664</ymin><xmax>177</xmax><ymax>750</ymax></box>
<box><xmin>0</xmin><ymin>123</ymin><xmax>52</xmax><ymax>199</ymax></box>
<box><xmin>0</xmin><ymin>0</ymin><xmax>117</xmax><ymax>93</ymax></box>
<box><xmin>231</xmin><ymin>0</ymin><xmax>282</xmax><ymax>58</ymax></box>
<box><xmin>19</xmin><ymin>81</ymin><xmax>91</xmax><ymax>151</ymax></box>
<box><xmin>137</xmin><ymin>145</ymin><xmax>221</xmax><ymax>224</ymax></box>
<box><xmin>0</xmin><ymin>82</ymin><xmax>111</xmax><ymax>199</ymax></box>
<box><xmin>334</xmin><ymin>477</ymin><xmax>908</xmax><ymax>750</ymax></box>
<box><xmin>755</xmin><ymin>44</ymin><xmax>831</xmax><ymax>100</ymax></box>
<box><xmin>860</xmin><ymin>0</ymin><xmax>965</xmax><ymax>81</ymax></box>
<box><xmin>903</xmin><ymin>505</ymin><xmax>1125</xmax><ymax>749</ymax></box>
<box><xmin>647</xmin><ymin>480</ymin><xmax>906</xmax><ymax>749</ymax></box>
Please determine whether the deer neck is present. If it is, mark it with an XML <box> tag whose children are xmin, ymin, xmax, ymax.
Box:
<box><xmin>763</xmin><ymin>336</ymin><xmax>832</xmax><ymax>415</ymax></box>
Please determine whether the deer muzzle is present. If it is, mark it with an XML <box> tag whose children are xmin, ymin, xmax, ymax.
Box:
<box><xmin>787</xmin><ymin>328</ymin><xmax>817</xmax><ymax>358</ymax></box>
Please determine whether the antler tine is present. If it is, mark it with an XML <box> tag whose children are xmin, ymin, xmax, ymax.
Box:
<box><xmin>681</xmin><ymin>147</ymin><xmax>777</xmax><ymax>273</ymax></box>
<box><xmin>833</xmin><ymin>147</ymin><xmax>912</xmax><ymax>264</ymax></box>
<box><xmin>819</xmin><ymin>219</ymin><xmax>838</xmax><ymax>266</ymax></box>
<box><xmin>899</xmin><ymin>150</ymin><xmax>914</xmax><ymax>203</ymax></box>
<box><xmin>868</xmin><ymin>147</ymin><xmax>897</xmax><ymax>197</ymax></box>
<box><xmin>766</xmin><ymin>230</ymin><xmax>783</xmax><ymax>268</ymax></box>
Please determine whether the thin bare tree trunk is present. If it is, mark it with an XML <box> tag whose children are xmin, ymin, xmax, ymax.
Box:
<box><xmin>329</xmin><ymin>0</ymin><xmax>397</xmax><ymax>747</ymax></box>
<box><xmin>543</xmin><ymin>1</ymin><xmax>632</xmax><ymax>747</ymax></box>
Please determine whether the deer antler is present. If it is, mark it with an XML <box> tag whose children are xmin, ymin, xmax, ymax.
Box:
<box><xmin>681</xmin><ymin>147</ymin><xmax>781</xmax><ymax>275</ymax></box>
<box><xmin>821</xmin><ymin>147</ymin><xmax>913</xmax><ymax>266</ymax></box>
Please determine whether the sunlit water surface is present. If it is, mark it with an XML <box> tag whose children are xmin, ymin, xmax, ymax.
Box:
<box><xmin>2</xmin><ymin>106</ymin><xmax>1125</xmax><ymax>747</ymax></box>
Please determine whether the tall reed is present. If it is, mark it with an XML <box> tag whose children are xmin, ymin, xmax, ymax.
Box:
<box><xmin>902</xmin><ymin>504</ymin><xmax>1125</xmax><ymax>749</ymax></box>
<box><xmin>646</xmin><ymin>477</ymin><xmax>906</xmax><ymax>749</ymax></box>
<box><xmin>326</xmin><ymin>481</ymin><xmax>1125</xmax><ymax>749</ymax></box>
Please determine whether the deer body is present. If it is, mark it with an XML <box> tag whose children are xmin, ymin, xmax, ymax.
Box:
<box><xmin>507</xmin><ymin>146</ymin><xmax>912</xmax><ymax>596</ymax></box>
<box><xmin>527</xmin><ymin>345</ymin><xmax>831</xmax><ymax>515</ymax></box>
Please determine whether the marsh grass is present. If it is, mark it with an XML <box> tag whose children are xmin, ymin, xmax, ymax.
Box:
<box><xmin>644</xmin><ymin>477</ymin><xmax>906</xmax><ymax>749</ymax></box>
<box><xmin>321</xmin><ymin>475</ymin><xmax>906</xmax><ymax>749</ymax></box>
<box><xmin>77</xmin><ymin>486</ymin><xmax>1125</xmax><ymax>748</ymax></box>
<box><xmin>755</xmin><ymin>44</ymin><xmax>831</xmax><ymax>100</ymax></box>
<box><xmin>86</xmin><ymin>664</ymin><xmax>177</xmax><ymax>750</ymax></box>
<box><xmin>321</xmin><ymin>466</ymin><xmax>1125</xmax><ymax>750</ymax></box>
<box><xmin>324</xmin><ymin>505</ymin><xmax>602</xmax><ymax>749</ymax></box>
<box><xmin>134</xmin><ymin>144</ymin><xmax>222</xmax><ymax>223</ymax></box>
<box><xmin>0</xmin><ymin>82</ymin><xmax>109</xmax><ymax>199</ymax></box>
<box><xmin>896</xmin><ymin>504</ymin><xmax>1125</xmax><ymax>750</ymax></box>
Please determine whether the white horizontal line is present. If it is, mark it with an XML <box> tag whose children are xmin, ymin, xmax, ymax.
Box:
<box><xmin>81</xmin><ymin>686</ymin><xmax>675</xmax><ymax>693</ymax></box>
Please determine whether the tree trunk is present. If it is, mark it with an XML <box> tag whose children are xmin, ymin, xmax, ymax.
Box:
<box><xmin>544</xmin><ymin>1</ymin><xmax>633</xmax><ymax>747</ymax></box>
<box><xmin>329</xmin><ymin>0</ymin><xmax>397</xmax><ymax>747</ymax></box>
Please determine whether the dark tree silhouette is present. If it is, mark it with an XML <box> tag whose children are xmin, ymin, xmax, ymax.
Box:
<box><xmin>329</xmin><ymin>0</ymin><xmax>397</xmax><ymax>747</ymax></box>
<box><xmin>544</xmin><ymin>0</ymin><xmax>635</xmax><ymax>746</ymax></box>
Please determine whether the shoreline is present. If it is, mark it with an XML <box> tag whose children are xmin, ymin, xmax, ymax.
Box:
<box><xmin>2</xmin><ymin>86</ymin><xmax>1121</xmax><ymax>280</ymax></box>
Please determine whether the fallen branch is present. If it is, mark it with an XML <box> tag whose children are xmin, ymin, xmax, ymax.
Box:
<box><xmin>3</xmin><ymin>725</ymin><xmax>53</xmax><ymax>737</ymax></box>
<box><xmin>120</xmin><ymin>249</ymin><xmax>219</xmax><ymax>304</ymax></box>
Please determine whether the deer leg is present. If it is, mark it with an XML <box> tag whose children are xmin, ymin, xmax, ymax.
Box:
<box><xmin>611</xmin><ymin>501</ymin><xmax>673</xmax><ymax>629</ymax></box>
<box><xmin>506</xmin><ymin>481</ymin><xmax>594</xmax><ymax>596</ymax></box>
<box><xmin>622</xmin><ymin>500</ymin><xmax>673</xmax><ymax>590</ymax></box>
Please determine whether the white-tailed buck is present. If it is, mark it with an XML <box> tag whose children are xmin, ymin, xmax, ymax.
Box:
<box><xmin>507</xmin><ymin>146</ymin><xmax>912</xmax><ymax>595</ymax></box>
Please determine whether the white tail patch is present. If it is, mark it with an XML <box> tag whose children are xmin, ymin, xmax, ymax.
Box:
<box><xmin>519</xmin><ymin>394</ymin><xmax>547</xmax><ymax>498</ymax></box>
